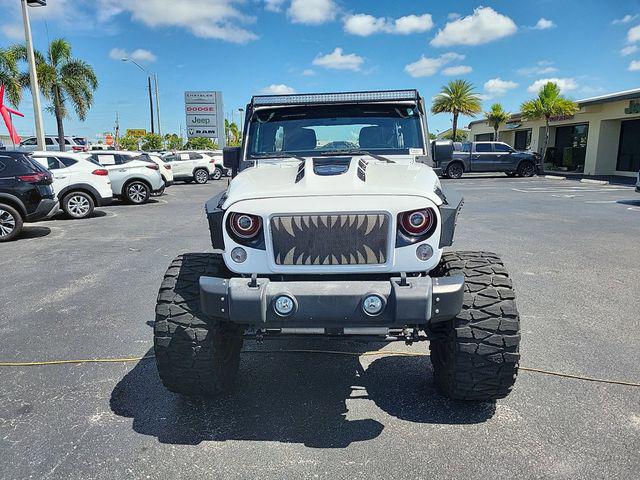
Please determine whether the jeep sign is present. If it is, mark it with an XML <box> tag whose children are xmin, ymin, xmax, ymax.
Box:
<box><xmin>184</xmin><ymin>91</ymin><xmax>225</xmax><ymax>145</ymax></box>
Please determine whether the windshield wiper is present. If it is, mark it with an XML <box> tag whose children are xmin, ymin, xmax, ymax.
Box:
<box><xmin>249</xmin><ymin>153</ymin><xmax>306</xmax><ymax>162</ymax></box>
<box><xmin>317</xmin><ymin>150</ymin><xmax>395</xmax><ymax>163</ymax></box>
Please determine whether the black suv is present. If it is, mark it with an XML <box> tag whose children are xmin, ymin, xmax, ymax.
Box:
<box><xmin>0</xmin><ymin>151</ymin><xmax>58</xmax><ymax>242</ymax></box>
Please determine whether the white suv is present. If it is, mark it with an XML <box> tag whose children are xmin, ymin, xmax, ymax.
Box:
<box><xmin>20</xmin><ymin>136</ymin><xmax>88</xmax><ymax>153</ymax></box>
<box><xmin>162</xmin><ymin>151</ymin><xmax>219</xmax><ymax>184</ymax></box>
<box><xmin>31</xmin><ymin>152</ymin><xmax>113</xmax><ymax>219</ymax></box>
<box><xmin>89</xmin><ymin>151</ymin><xmax>164</xmax><ymax>204</ymax></box>
<box><xmin>139</xmin><ymin>153</ymin><xmax>174</xmax><ymax>195</ymax></box>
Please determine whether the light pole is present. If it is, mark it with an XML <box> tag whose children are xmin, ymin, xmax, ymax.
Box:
<box><xmin>122</xmin><ymin>58</ymin><xmax>158</xmax><ymax>135</ymax></box>
<box><xmin>21</xmin><ymin>0</ymin><xmax>47</xmax><ymax>151</ymax></box>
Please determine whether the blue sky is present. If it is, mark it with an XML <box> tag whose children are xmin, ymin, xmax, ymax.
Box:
<box><xmin>1</xmin><ymin>0</ymin><xmax>639</xmax><ymax>141</ymax></box>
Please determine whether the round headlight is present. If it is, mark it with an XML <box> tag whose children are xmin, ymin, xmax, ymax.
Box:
<box><xmin>400</xmin><ymin>209</ymin><xmax>434</xmax><ymax>236</ymax></box>
<box><xmin>416</xmin><ymin>244</ymin><xmax>434</xmax><ymax>261</ymax></box>
<box><xmin>230</xmin><ymin>247</ymin><xmax>247</xmax><ymax>263</ymax></box>
<box><xmin>229</xmin><ymin>212</ymin><xmax>262</xmax><ymax>239</ymax></box>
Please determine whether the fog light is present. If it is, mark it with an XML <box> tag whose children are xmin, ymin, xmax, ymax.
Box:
<box><xmin>362</xmin><ymin>294</ymin><xmax>384</xmax><ymax>316</ymax></box>
<box><xmin>416</xmin><ymin>244</ymin><xmax>433</xmax><ymax>261</ymax></box>
<box><xmin>230</xmin><ymin>247</ymin><xmax>247</xmax><ymax>263</ymax></box>
<box><xmin>274</xmin><ymin>295</ymin><xmax>295</xmax><ymax>316</ymax></box>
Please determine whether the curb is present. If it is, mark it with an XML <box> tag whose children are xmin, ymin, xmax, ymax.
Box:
<box><xmin>580</xmin><ymin>179</ymin><xmax>609</xmax><ymax>185</ymax></box>
<box><xmin>545</xmin><ymin>175</ymin><xmax>566</xmax><ymax>180</ymax></box>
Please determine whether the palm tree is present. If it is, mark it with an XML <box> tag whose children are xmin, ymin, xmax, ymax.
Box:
<box><xmin>431</xmin><ymin>79</ymin><xmax>482</xmax><ymax>142</ymax></box>
<box><xmin>19</xmin><ymin>38</ymin><xmax>98</xmax><ymax>151</ymax></box>
<box><xmin>485</xmin><ymin>103</ymin><xmax>510</xmax><ymax>142</ymax></box>
<box><xmin>520</xmin><ymin>82</ymin><xmax>578</xmax><ymax>161</ymax></box>
<box><xmin>0</xmin><ymin>45</ymin><xmax>24</xmax><ymax>108</ymax></box>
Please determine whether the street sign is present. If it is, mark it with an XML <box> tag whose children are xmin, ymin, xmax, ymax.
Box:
<box><xmin>184</xmin><ymin>91</ymin><xmax>225</xmax><ymax>146</ymax></box>
<box><xmin>126</xmin><ymin>129</ymin><xmax>147</xmax><ymax>138</ymax></box>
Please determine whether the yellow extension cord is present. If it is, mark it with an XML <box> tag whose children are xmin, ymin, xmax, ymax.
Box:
<box><xmin>0</xmin><ymin>349</ymin><xmax>638</xmax><ymax>387</ymax></box>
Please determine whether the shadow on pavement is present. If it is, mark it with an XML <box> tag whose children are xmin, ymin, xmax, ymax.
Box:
<box><xmin>53</xmin><ymin>210</ymin><xmax>108</xmax><ymax>221</ymax></box>
<box><xmin>111</xmin><ymin>340</ymin><xmax>495</xmax><ymax>448</ymax></box>
<box><xmin>617</xmin><ymin>199</ymin><xmax>640</xmax><ymax>206</ymax></box>
<box><xmin>17</xmin><ymin>226</ymin><xmax>51</xmax><ymax>240</ymax></box>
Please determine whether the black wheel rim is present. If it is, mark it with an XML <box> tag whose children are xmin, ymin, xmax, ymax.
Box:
<box><xmin>448</xmin><ymin>164</ymin><xmax>463</xmax><ymax>178</ymax></box>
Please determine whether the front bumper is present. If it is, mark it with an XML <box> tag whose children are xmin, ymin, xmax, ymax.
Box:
<box><xmin>200</xmin><ymin>274</ymin><xmax>464</xmax><ymax>328</ymax></box>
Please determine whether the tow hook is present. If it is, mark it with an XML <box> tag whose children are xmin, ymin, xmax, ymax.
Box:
<box><xmin>403</xmin><ymin>327</ymin><xmax>419</xmax><ymax>345</ymax></box>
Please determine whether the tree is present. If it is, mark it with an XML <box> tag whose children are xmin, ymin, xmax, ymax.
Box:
<box><xmin>141</xmin><ymin>133</ymin><xmax>162</xmax><ymax>151</ymax></box>
<box><xmin>185</xmin><ymin>137</ymin><xmax>218</xmax><ymax>150</ymax></box>
<box><xmin>164</xmin><ymin>133</ymin><xmax>183</xmax><ymax>150</ymax></box>
<box><xmin>441</xmin><ymin>130</ymin><xmax>468</xmax><ymax>142</ymax></box>
<box><xmin>520</xmin><ymin>82</ymin><xmax>578</xmax><ymax>161</ymax></box>
<box><xmin>225</xmin><ymin>119</ymin><xmax>241</xmax><ymax>146</ymax></box>
<box><xmin>19</xmin><ymin>38</ymin><xmax>98</xmax><ymax>152</ymax></box>
<box><xmin>119</xmin><ymin>134</ymin><xmax>139</xmax><ymax>151</ymax></box>
<box><xmin>431</xmin><ymin>79</ymin><xmax>481</xmax><ymax>143</ymax></box>
<box><xmin>0</xmin><ymin>45</ymin><xmax>23</xmax><ymax>108</ymax></box>
<box><xmin>428</xmin><ymin>132</ymin><xmax>437</xmax><ymax>140</ymax></box>
<box><xmin>485</xmin><ymin>103</ymin><xmax>510</xmax><ymax>142</ymax></box>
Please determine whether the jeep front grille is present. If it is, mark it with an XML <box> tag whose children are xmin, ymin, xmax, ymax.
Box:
<box><xmin>271</xmin><ymin>214</ymin><xmax>389</xmax><ymax>266</ymax></box>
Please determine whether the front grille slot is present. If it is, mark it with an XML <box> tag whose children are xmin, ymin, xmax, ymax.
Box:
<box><xmin>271</xmin><ymin>214</ymin><xmax>389</xmax><ymax>266</ymax></box>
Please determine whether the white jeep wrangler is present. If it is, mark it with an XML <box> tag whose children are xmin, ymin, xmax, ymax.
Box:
<box><xmin>154</xmin><ymin>90</ymin><xmax>520</xmax><ymax>401</ymax></box>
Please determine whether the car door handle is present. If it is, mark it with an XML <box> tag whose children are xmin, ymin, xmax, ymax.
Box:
<box><xmin>117</xmin><ymin>168</ymin><xmax>126</xmax><ymax>172</ymax></box>
<box><xmin>55</xmin><ymin>175</ymin><xmax>67</xmax><ymax>179</ymax></box>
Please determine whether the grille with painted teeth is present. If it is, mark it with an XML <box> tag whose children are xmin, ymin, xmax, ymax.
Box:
<box><xmin>271</xmin><ymin>214</ymin><xmax>389</xmax><ymax>266</ymax></box>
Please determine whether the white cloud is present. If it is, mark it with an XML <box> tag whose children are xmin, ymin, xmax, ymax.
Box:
<box><xmin>312</xmin><ymin>47</ymin><xmax>364</xmax><ymax>71</ymax></box>
<box><xmin>97</xmin><ymin>0</ymin><xmax>258</xmax><ymax>44</ymax></box>
<box><xmin>442</xmin><ymin>65</ymin><xmax>473</xmax><ymax>76</ymax></box>
<box><xmin>534</xmin><ymin>18</ymin><xmax>555</xmax><ymax>30</ymax></box>
<box><xmin>517</xmin><ymin>60</ymin><xmax>558</xmax><ymax>76</ymax></box>
<box><xmin>404</xmin><ymin>52</ymin><xmax>465</xmax><ymax>78</ymax></box>
<box><xmin>343</xmin><ymin>14</ymin><xmax>386</xmax><ymax>36</ymax></box>
<box><xmin>528</xmin><ymin>78</ymin><xmax>578</xmax><ymax>93</ymax></box>
<box><xmin>264</xmin><ymin>0</ymin><xmax>286</xmax><ymax>12</ymax></box>
<box><xmin>621</xmin><ymin>45</ymin><xmax>639</xmax><ymax>56</ymax></box>
<box><xmin>629</xmin><ymin>60</ymin><xmax>640</xmax><ymax>71</ymax></box>
<box><xmin>431</xmin><ymin>7</ymin><xmax>517</xmax><ymax>47</ymax></box>
<box><xmin>343</xmin><ymin>13</ymin><xmax>433</xmax><ymax>36</ymax></box>
<box><xmin>109</xmin><ymin>47</ymin><xmax>157</xmax><ymax>63</ymax></box>
<box><xmin>447</xmin><ymin>12</ymin><xmax>461</xmax><ymax>21</ymax></box>
<box><xmin>484</xmin><ymin>78</ymin><xmax>518</xmax><ymax>96</ymax></box>
<box><xmin>288</xmin><ymin>0</ymin><xmax>336</xmax><ymax>25</ymax></box>
<box><xmin>612</xmin><ymin>14</ymin><xmax>638</xmax><ymax>25</ymax></box>
<box><xmin>393</xmin><ymin>14</ymin><xmax>434</xmax><ymax>34</ymax></box>
<box><xmin>301</xmin><ymin>68</ymin><xmax>316</xmax><ymax>76</ymax></box>
<box><xmin>260</xmin><ymin>84</ymin><xmax>296</xmax><ymax>94</ymax></box>
<box><xmin>628</xmin><ymin>25</ymin><xmax>640</xmax><ymax>43</ymax></box>
<box><xmin>0</xmin><ymin>23</ymin><xmax>23</xmax><ymax>40</ymax></box>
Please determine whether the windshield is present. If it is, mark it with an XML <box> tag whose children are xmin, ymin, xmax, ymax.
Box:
<box><xmin>247</xmin><ymin>104</ymin><xmax>424</xmax><ymax>159</ymax></box>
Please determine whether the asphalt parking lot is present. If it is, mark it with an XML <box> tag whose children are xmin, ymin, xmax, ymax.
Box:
<box><xmin>1</xmin><ymin>175</ymin><xmax>639</xmax><ymax>479</ymax></box>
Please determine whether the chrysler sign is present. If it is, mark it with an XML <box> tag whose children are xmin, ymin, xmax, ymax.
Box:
<box><xmin>184</xmin><ymin>91</ymin><xmax>225</xmax><ymax>144</ymax></box>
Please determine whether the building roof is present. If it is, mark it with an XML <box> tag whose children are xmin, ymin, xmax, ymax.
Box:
<box><xmin>467</xmin><ymin>87</ymin><xmax>640</xmax><ymax>128</ymax></box>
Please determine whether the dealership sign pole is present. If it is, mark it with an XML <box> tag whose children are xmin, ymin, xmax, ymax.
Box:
<box><xmin>184</xmin><ymin>91</ymin><xmax>225</xmax><ymax>147</ymax></box>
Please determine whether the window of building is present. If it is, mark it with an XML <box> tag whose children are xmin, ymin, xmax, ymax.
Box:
<box><xmin>474</xmin><ymin>133</ymin><xmax>494</xmax><ymax>142</ymax></box>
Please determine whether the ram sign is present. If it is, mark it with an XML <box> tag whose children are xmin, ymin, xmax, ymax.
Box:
<box><xmin>184</xmin><ymin>91</ymin><xmax>225</xmax><ymax>146</ymax></box>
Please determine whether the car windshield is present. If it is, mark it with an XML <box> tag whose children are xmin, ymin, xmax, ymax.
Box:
<box><xmin>73</xmin><ymin>137</ymin><xmax>87</xmax><ymax>145</ymax></box>
<box><xmin>247</xmin><ymin>104</ymin><xmax>424</xmax><ymax>159</ymax></box>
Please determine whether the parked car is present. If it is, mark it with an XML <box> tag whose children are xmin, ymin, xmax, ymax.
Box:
<box><xmin>19</xmin><ymin>135</ymin><xmax>89</xmax><ymax>153</ymax></box>
<box><xmin>0</xmin><ymin>151</ymin><xmax>58</xmax><ymax>242</ymax></box>
<box><xmin>88</xmin><ymin>144</ymin><xmax>114</xmax><ymax>151</ymax></box>
<box><xmin>162</xmin><ymin>151</ymin><xmax>220</xmax><ymax>183</ymax></box>
<box><xmin>89</xmin><ymin>151</ymin><xmax>164</xmax><ymax>204</ymax></box>
<box><xmin>30</xmin><ymin>151</ymin><xmax>113</xmax><ymax>219</ymax></box>
<box><xmin>193</xmin><ymin>150</ymin><xmax>228</xmax><ymax>179</ymax></box>
<box><xmin>139</xmin><ymin>153</ymin><xmax>174</xmax><ymax>195</ymax></box>
<box><xmin>438</xmin><ymin>141</ymin><xmax>541</xmax><ymax>179</ymax></box>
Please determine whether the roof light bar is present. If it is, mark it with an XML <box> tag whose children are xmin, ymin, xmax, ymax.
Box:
<box><xmin>252</xmin><ymin>90</ymin><xmax>419</xmax><ymax>106</ymax></box>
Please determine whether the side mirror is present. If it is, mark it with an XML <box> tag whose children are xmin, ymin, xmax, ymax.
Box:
<box><xmin>223</xmin><ymin>146</ymin><xmax>241</xmax><ymax>177</ymax></box>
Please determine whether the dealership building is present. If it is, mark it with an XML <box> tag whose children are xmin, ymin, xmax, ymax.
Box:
<box><xmin>467</xmin><ymin>88</ymin><xmax>640</xmax><ymax>178</ymax></box>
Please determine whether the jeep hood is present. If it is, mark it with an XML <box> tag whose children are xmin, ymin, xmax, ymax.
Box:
<box><xmin>222</xmin><ymin>156</ymin><xmax>442</xmax><ymax>208</ymax></box>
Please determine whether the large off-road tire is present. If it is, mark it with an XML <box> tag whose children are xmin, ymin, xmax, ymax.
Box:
<box><xmin>154</xmin><ymin>253</ymin><xmax>244</xmax><ymax>396</ymax></box>
<box><xmin>429</xmin><ymin>251</ymin><xmax>520</xmax><ymax>401</ymax></box>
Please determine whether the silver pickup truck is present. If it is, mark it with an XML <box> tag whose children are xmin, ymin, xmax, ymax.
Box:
<box><xmin>438</xmin><ymin>141</ymin><xmax>541</xmax><ymax>179</ymax></box>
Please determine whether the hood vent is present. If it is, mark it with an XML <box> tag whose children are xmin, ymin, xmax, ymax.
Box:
<box><xmin>312</xmin><ymin>157</ymin><xmax>351</xmax><ymax>176</ymax></box>
<box><xmin>357</xmin><ymin>159</ymin><xmax>368</xmax><ymax>182</ymax></box>
<box><xmin>295</xmin><ymin>160</ymin><xmax>305</xmax><ymax>183</ymax></box>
